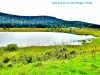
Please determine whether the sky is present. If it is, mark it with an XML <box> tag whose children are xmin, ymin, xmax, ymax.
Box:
<box><xmin>0</xmin><ymin>0</ymin><xmax>100</xmax><ymax>25</ymax></box>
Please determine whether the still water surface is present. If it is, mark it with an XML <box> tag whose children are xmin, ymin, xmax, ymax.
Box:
<box><xmin>0</xmin><ymin>32</ymin><xmax>95</xmax><ymax>47</ymax></box>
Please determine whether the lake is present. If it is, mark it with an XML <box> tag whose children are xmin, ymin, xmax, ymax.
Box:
<box><xmin>0</xmin><ymin>32</ymin><xmax>95</xmax><ymax>47</ymax></box>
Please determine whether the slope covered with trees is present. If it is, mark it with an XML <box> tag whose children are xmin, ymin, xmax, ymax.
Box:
<box><xmin>0</xmin><ymin>12</ymin><xmax>100</xmax><ymax>28</ymax></box>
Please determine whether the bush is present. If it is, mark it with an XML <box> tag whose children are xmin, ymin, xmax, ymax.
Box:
<box><xmin>32</xmin><ymin>62</ymin><xmax>42</xmax><ymax>67</ymax></box>
<box><xmin>6</xmin><ymin>62</ymin><xmax>13</xmax><ymax>67</ymax></box>
<box><xmin>5</xmin><ymin>44</ymin><xmax>18</xmax><ymax>51</ymax></box>
<box><xmin>2</xmin><ymin>57</ymin><xmax>9</xmax><ymax>63</ymax></box>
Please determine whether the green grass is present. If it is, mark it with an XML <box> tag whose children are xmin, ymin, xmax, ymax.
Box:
<box><xmin>0</xmin><ymin>28</ymin><xmax>100</xmax><ymax>75</ymax></box>
<box><xmin>0</xmin><ymin>52</ymin><xmax>100</xmax><ymax>75</ymax></box>
<box><xmin>0</xmin><ymin>27</ymin><xmax>100</xmax><ymax>36</ymax></box>
<box><xmin>0</xmin><ymin>28</ymin><xmax>47</xmax><ymax>32</ymax></box>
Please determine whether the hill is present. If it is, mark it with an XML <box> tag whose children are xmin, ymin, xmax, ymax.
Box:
<box><xmin>0</xmin><ymin>12</ymin><xmax>100</xmax><ymax>28</ymax></box>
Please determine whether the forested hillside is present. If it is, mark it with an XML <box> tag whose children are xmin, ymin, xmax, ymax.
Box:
<box><xmin>0</xmin><ymin>12</ymin><xmax>100</xmax><ymax>28</ymax></box>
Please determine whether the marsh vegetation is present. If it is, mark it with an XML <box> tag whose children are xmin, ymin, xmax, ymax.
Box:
<box><xmin>0</xmin><ymin>28</ymin><xmax>100</xmax><ymax>75</ymax></box>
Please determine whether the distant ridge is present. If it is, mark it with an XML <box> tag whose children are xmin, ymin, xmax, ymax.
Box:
<box><xmin>0</xmin><ymin>12</ymin><xmax>100</xmax><ymax>28</ymax></box>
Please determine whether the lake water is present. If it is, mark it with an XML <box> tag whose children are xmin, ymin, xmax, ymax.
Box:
<box><xmin>0</xmin><ymin>32</ymin><xmax>95</xmax><ymax>47</ymax></box>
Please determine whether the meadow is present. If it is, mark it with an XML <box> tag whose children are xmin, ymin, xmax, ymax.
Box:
<box><xmin>0</xmin><ymin>28</ymin><xmax>100</xmax><ymax>75</ymax></box>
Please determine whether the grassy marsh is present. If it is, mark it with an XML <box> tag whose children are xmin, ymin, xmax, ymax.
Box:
<box><xmin>0</xmin><ymin>28</ymin><xmax>100</xmax><ymax>75</ymax></box>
